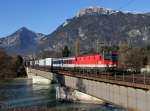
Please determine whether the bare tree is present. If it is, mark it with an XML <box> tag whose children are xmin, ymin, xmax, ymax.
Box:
<box><xmin>118</xmin><ymin>44</ymin><xmax>144</xmax><ymax>72</ymax></box>
<box><xmin>0</xmin><ymin>48</ymin><xmax>27</xmax><ymax>79</ymax></box>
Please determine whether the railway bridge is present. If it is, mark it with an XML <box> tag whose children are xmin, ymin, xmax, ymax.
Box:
<box><xmin>26</xmin><ymin>67</ymin><xmax>150</xmax><ymax>111</ymax></box>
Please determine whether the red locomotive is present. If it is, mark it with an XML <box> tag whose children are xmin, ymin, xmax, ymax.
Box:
<box><xmin>52</xmin><ymin>52</ymin><xmax>118</xmax><ymax>72</ymax></box>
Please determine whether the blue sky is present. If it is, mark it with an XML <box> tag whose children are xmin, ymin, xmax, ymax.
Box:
<box><xmin>0</xmin><ymin>0</ymin><xmax>149</xmax><ymax>37</ymax></box>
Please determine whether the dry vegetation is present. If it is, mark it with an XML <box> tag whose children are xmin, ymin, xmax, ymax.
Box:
<box><xmin>118</xmin><ymin>44</ymin><xmax>150</xmax><ymax>72</ymax></box>
<box><xmin>0</xmin><ymin>48</ymin><xmax>27</xmax><ymax>79</ymax></box>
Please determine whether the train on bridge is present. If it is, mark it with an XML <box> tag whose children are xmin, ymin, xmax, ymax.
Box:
<box><xmin>27</xmin><ymin>53</ymin><xmax>118</xmax><ymax>73</ymax></box>
<box><xmin>27</xmin><ymin>53</ymin><xmax>150</xmax><ymax>88</ymax></box>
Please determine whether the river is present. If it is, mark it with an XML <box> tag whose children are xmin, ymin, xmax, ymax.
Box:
<box><xmin>0</xmin><ymin>78</ymin><xmax>127</xmax><ymax>111</ymax></box>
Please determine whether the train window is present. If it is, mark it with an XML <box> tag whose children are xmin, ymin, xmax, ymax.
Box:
<box><xmin>104</xmin><ymin>54</ymin><xmax>118</xmax><ymax>60</ymax></box>
<box><xmin>64</xmin><ymin>60</ymin><xmax>67</xmax><ymax>64</ymax></box>
<box><xmin>53</xmin><ymin>60</ymin><xmax>62</xmax><ymax>64</ymax></box>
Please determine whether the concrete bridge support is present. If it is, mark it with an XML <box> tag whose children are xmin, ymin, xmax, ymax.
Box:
<box><xmin>26</xmin><ymin>68</ymin><xmax>150</xmax><ymax>111</ymax></box>
<box><xmin>64</xmin><ymin>76</ymin><xmax>150</xmax><ymax>111</ymax></box>
<box><xmin>26</xmin><ymin>68</ymin><xmax>103</xmax><ymax>104</ymax></box>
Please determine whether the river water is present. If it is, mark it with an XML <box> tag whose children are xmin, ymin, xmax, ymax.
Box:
<box><xmin>0</xmin><ymin>78</ymin><xmax>127</xmax><ymax>111</ymax></box>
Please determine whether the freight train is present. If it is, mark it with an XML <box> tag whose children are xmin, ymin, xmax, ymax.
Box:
<box><xmin>27</xmin><ymin>53</ymin><xmax>118</xmax><ymax>73</ymax></box>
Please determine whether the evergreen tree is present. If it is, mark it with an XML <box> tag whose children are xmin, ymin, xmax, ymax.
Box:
<box><xmin>62</xmin><ymin>46</ymin><xmax>70</xmax><ymax>57</ymax></box>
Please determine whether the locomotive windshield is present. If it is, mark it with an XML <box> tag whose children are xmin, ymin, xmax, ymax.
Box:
<box><xmin>104</xmin><ymin>54</ymin><xmax>117</xmax><ymax>61</ymax></box>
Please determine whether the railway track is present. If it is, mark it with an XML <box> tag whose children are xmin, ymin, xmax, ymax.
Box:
<box><xmin>56</xmin><ymin>70</ymin><xmax>150</xmax><ymax>90</ymax></box>
<box><xmin>30</xmin><ymin>67</ymin><xmax>150</xmax><ymax>90</ymax></box>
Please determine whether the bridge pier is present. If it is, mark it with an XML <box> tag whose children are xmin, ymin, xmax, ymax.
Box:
<box><xmin>26</xmin><ymin>68</ymin><xmax>150</xmax><ymax>111</ymax></box>
<box><xmin>55</xmin><ymin>86</ymin><xmax>104</xmax><ymax>104</ymax></box>
<box><xmin>26</xmin><ymin>67</ymin><xmax>52</xmax><ymax>84</ymax></box>
<box><xmin>26</xmin><ymin>68</ymin><xmax>104</xmax><ymax>104</ymax></box>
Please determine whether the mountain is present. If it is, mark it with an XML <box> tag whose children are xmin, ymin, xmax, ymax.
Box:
<box><xmin>1</xmin><ymin>7</ymin><xmax>150</xmax><ymax>56</ymax></box>
<box><xmin>39</xmin><ymin>7</ymin><xmax>150</xmax><ymax>56</ymax></box>
<box><xmin>0</xmin><ymin>27</ymin><xmax>45</xmax><ymax>55</ymax></box>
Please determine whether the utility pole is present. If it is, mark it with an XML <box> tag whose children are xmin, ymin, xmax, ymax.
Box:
<box><xmin>96</xmin><ymin>40</ymin><xmax>105</xmax><ymax>53</ymax></box>
<box><xmin>75</xmin><ymin>37</ymin><xmax>80</xmax><ymax>57</ymax></box>
<box><xmin>96</xmin><ymin>40</ymin><xmax>99</xmax><ymax>53</ymax></box>
<box><xmin>127</xmin><ymin>38</ymin><xmax>132</xmax><ymax>48</ymax></box>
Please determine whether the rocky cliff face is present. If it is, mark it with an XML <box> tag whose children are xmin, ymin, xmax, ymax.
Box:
<box><xmin>39</xmin><ymin>7</ymin><xmax>150</xmax><ymax>56</ymax></box>
<box><xmin>78</xmin><ymin>7</ymin><xmax>118</xmax><ymax>17</ymax></box>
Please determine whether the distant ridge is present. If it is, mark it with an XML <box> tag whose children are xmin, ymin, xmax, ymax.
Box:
<box><xmin>0</xmin><ymin>27</ymin><xmax>45</xmax><ymax>55</ymax></box>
